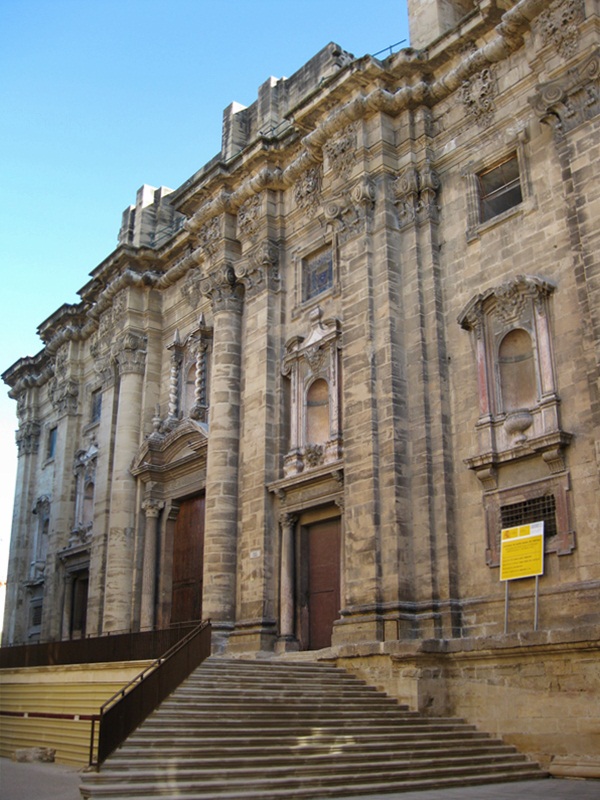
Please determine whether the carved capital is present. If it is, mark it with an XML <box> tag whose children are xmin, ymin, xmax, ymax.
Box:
<box><xmin>16</xmin><ymin>420</ymin><xmax>41</xmax><ymax>456</ymax></box>
<box><xmin>394</xmin><ymin>163</ymin><xmax>440</xmax><ymax>227</ymax></box>
<box><xmin>529</xmin><ymin>50</ymin><xmax>600</xmax><ymax>139</ymax></box>
<box><xmin>235</xmin><ymin>241</ymin><xmax>280</xmax><ymax>297</ymax></box>
<box><xmin>201</xmin><ymin>264</ymin><xmax>244</xmax><ymax>315</ymax></box>
<box><xmin>142</xmin><ymin>498</ymin><xmax>165</xmax><ymax>518</ymax></box>
<box><xmin>323</xmin><ymin>178</ymin><xmax>375</xmax><ymax>243</ymax></box>
<box><xmin>113</xmin><ymin>332</ymin><xmax>147</xmax><ymax>375</ymax></box>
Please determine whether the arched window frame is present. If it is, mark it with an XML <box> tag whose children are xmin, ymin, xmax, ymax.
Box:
<box><xmin>282</xmin><ymin>307</ymin><xmax>342</xmax><ymax>476</ymax></box>
<box><xmin>459</xmin><ymin>275</ymin><xmax>571</xmax><ymax>485</ymax></box>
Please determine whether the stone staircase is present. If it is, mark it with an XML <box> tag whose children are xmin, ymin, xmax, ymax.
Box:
<box><xmin>80</xmin><ymin>657</ymin><xmax>545</xmax><ymax>799</ymax></box>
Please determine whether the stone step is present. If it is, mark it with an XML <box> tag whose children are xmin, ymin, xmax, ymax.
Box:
<box><xmin>128</xmin><ymin>724</ymin><xmax>486</xmax><ymax>746</ymax></box>
<box><xmin>108</xmin><ymin>734</ymin><xmax>509</xmax><ymax>764</ymax></box>
<box><xmin>81</xmin><ymin>657</ymin><xmax>545</xmax><ymax>800</ymax></box>
<box><xmin>80</xmin><ymin>763</ymin><xmax>544</xmax><ymax>799</ymax></box>
<box><xmin>93</xmin><ymin>748</ymin><xmax>528</xmax><ymax>779</ymax></box>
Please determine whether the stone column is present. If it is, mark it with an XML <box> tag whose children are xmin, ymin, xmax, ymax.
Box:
<box><xmin>201</xmin><ymin>266</ymin><xmax>243</xmax><ymax>645</ymax></box>
<box><xmin>2</xmin><ymin>405</ymin><xmax>41</xmax><ymax>645</ymax></box>
<box><xmin>102</xmin><ymin>333</ymin><xmax>146</xmax><ymax>632</ymax></box>
<box><xmin>139</xmin><ymin>494</ymin><xmax>164</xmax><ymax>630</ymax></box>
<box><xmin>276</xmin><ymin>512</ymin><xmax>298</xmax><ymax>651</ymax></box>
<box><xmin>86</xmin><ymin>360</ymin><xmax>116</xmax><ymax>636</ymax></box>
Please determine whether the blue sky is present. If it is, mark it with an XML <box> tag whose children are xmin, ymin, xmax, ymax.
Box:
<box><xmin>0</xmin><ymin>0</ymin><xmax>410</xmax><ymax>599</ymax></box>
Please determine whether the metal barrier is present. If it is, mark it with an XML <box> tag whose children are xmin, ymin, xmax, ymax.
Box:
<box><xmin>0</xmin><ymin>624</ymin><xmax>200</xmax><ymax>669</ymax></box>
<box><xmin>90</xmin><ymin>620</ymin><xmax>211</xmax><ymax>768</ymax></box>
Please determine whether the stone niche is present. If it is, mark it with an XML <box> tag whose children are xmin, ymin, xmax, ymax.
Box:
<box><xmin>282</xmin><ymin>307</ymin><xmax>342</xmax><ymax>478</ymax></box>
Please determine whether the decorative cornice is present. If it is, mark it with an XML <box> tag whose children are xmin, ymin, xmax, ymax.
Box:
<box><xmin>459</xmin><ymin>275</ymin><xmax>556</xmax><ymax>331</ymax></box>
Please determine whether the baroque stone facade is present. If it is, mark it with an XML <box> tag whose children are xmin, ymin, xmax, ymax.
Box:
<box><xmin>3</xmin><ymin>0</ymin><xmax>599</xmax><ymax>774</ymax></box>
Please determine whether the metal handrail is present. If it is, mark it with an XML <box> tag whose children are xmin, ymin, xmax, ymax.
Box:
<box><xmin>0</xmin><ymin>623</ymin><xmax>200</xmax><ymax>669</ymax></box>
<box><xmin>90</xmin><ymin>620</ymin><xmax>211</xmax><ymax>768</ymax></box>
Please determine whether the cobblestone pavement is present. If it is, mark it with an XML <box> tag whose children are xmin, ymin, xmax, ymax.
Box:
<box><xmin>2</xmin><ymin>759</ymin><xmax>599</xmax><ymax>800</ymax></box>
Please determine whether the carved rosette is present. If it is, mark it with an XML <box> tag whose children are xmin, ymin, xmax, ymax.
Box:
<box><xmin>461</xmin><ymin>68</ymin><xmax>496</xmax><ymax>127</ymax></box>
<box><xmin>235</xmin><ymin>241</ymin><xmax>280</xmax><ymax>297</ymax></box>
<box><xmin>323</xmin><ymin>124</ymin><xmax>357</xmax><ymax>179</ymax></box>
<box><xmin>16</xmin><ymin>420</ymin><xmax>41</xmax><ymax>456</ymax></box>
<box><xmin>237</xmin><ymin>195</ymin><xmax>262</xmax><ymax>242</ymax></box>
<box><xmin>537</xmin><ymin>0</ymin><xmax>585</xmax><ymax>60</ymax></box>
<box><xmin>529</xmin><ymin>51</ymin><xmax>600</xmax><ymax>139</ymax></box>
<box><xmin>294</xmin><ymin>166</ymin><xmax>322</xmax><ymax>217</ymax></box>
<box><xmin>113</xmin><ymin>332</ymin><xmax>147</xmax><ymax>376</ymax></box>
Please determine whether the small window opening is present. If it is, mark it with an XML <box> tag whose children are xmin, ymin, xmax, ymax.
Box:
<box><xmin>47</xmin><ymin>427</ymin><xmax>57</xmax><ymax>459</ymax></box>
<box><xmin>478</xmin><ymin>154</ymin><xmax>522</xmax><ymax>222</ymax></box>
<box><xmin>501</xmin><ymin>495</ymin><xmax>557</xmax><ymax>539</ymax></box>
<box><xmin>303</xmin><ymin>249</ymin><xmax>333</xmax><ymax>302</ymax></box>
<box><xmin>90</xmin><ymin>389</ymin><xmax>102</xmax><ymax>423</ymax></box>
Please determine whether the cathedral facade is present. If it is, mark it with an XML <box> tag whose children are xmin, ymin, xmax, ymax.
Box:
<box><xmin>3</xmin><ymin>0</ymin><xmax>599</xmax><ymax>770</ymax></box>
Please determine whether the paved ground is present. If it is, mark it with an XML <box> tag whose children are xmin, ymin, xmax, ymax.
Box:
<box><xmin>1</xmin><ymin>759</ymin><xmax>599</xmax><ymax>800</ymax></box>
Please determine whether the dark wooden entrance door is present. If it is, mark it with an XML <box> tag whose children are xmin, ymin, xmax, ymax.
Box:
<box><xmin>171</xmin><ymin>495</ymin><xmax>205</xmax><ymax>624</ymax></box>
<box><xmin>307</xmin><ymin>519</ymin><xmax>341</xmax><ymax>650</ymax></box>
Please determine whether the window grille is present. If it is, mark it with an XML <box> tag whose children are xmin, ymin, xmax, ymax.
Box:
<box><xmin>501</xmin><ymin>495</ymin><xmax>557</xmax><ymax>539</ymax></box>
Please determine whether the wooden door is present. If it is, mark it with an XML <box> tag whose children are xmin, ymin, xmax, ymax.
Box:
<box><xmin>171</xmin><ymin>495</ymin><xmax>205</xmax><ymax>624</ymax></box>
<box><xmin>307</xmin><ymin>519</ymin><xmax>341</xmax><ymax>650</ymax></box>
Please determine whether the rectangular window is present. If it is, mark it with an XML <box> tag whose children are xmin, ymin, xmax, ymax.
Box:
<box><xmin>91</xmin><ymin>389</ymin><xmax>102</xmax><ymax>423</ymax></box>
<box><xmin>501</xmin><ymin>495</ymin><xmax>557</xmax><ymax>540</ymax></box>
<box><xmin>30</xmin><ymin>602</ymin><xmax>43</xmax><ymax>628</ymax></box>
<box><xmin>303</xmin><ymin>249</ymin><xmax>333</xmax><ymax>302</ymax></box>
<box><xmin>47</xmin><ymin>427</ymin><xmax>57</xmax><ymax>459</ymax></box>
<box><xmin>478</xmin><ymin>154</ymin><xmax>522</xmax><ymax>223</ymax></box>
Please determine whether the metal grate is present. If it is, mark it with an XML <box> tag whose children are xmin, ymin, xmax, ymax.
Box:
<box><xmin>501</xmin><ymin>494</ymin><xmax>557</xmax><ymax>538</ymax></box>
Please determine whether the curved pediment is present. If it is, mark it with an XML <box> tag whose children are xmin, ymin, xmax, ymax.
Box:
<box><xmin>131</xmin><ymin>418</ymin><xmax>208</xmax><ymax>482</ymax></box>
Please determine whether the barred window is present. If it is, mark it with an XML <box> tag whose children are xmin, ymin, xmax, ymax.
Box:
<box><xmin>303</xmin><ymin>249</ymin><xmax>333</xmax><ymax>302</ymax></box>
<box><xmin>30</xmin><ymin>602</ymin><xmax>43</xmax><ymax>628</ymax></box>
<box><xmin>501</xmin><ymin>495</ymin><xmax>557</xmax><ymax>539</ymax></box>
<box><xmin>478</xmin><ymin>154</ymin><xmax>522</xmax><ymax>223</ymax></box>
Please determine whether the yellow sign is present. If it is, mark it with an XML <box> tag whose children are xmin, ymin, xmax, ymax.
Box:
<box><xmin>500</xmin><ymin>521</ymin><xmax>544</xmax><ymax>581</ymax></box>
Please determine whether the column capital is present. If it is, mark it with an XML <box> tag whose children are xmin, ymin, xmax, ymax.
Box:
<box><xmin>201</xmin><ymin>264</ymin><xmax>244</xmax><ymax>315</ymax></box>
